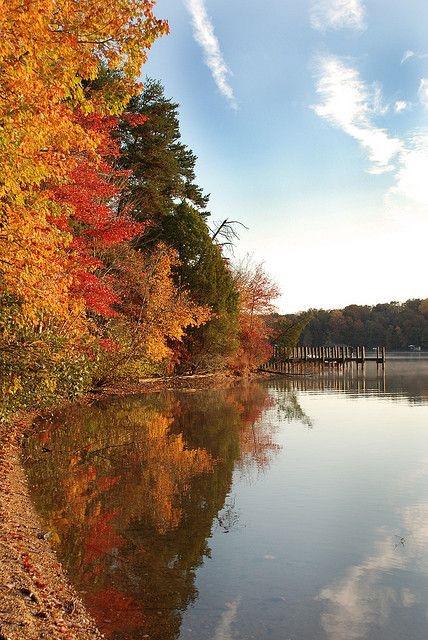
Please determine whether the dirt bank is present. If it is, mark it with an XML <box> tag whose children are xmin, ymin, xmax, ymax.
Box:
<box><xmin>0</xmin><ymin>372</ymin><xmax>267</xmax><ymax>639</ymax></box>
<box><xmin>0</xmin><ymin>413</ymin><xmax>104</xmax><ymax>640</ymax></box>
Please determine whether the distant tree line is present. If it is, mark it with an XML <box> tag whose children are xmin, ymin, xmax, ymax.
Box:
<box><xmin>269</xmin><ymin>299</ymin><xmax>428</xmax><ymax>350</ymax></box>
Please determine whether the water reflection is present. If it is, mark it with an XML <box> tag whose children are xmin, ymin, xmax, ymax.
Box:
<box><xmin>24</xmin><ymin>360</ymin><xmax>428</xmax><ymax>640</ymax></box>
<box><xmin>25</xmin><ymin>384</ymin><xmax>308</xmax><ymax>639</ymax></box>
<box><xmin>318</xmin><ymin>494</ymin><xmax>428</xmax><ymax>640</ymax></box>
<box><xmin>269</xmin><ymin>358</ymin><xmax>428</xmax><ymax>405</ymax></box>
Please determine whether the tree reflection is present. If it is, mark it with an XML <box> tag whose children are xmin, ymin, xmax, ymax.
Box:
<box><xmin>276</xmin><ymin>391</ymin><xmax>313</xmax><ymax>428</ymax></box>
<box><xmin>25</xmin><ymin>384</ymin><xmax>279</xmax><ymax>639</ymax></box>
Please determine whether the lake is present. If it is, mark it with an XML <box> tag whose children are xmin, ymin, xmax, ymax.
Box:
<box><xmin>24</xmin><ymin>356</ymin><xmax>428</xmax><ymax>640</ymax></box>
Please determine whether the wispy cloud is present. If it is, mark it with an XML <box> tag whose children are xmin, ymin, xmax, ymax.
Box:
<box><xmin>313</xmin><ymin>55</ymin><xmax>428</xmax><ymax>213</ymax></box>
<box><xmin>318</xmin><ymin>469</ymin><xmax>428</xmax><ymax>640</ymax></box>
<box><xmin>391</xmin><ymin>134</ymin><xmax>428</xmax><ymax>206</ymax></box>
<box><xmin>401</xmin><ymin>49</ymin><xmax>415</xmax><ymax>64</ymax></box>
<box><xmin>183</xmin><ymin>0</ymin><xmax>237</xmax><ymax>109</ymax></box>
<box><xmin>418</xmin><ymin>78</ymin><xmax>428</xmax><ymax>108</ymax></box>
<box><xmin>310</xmin><ymin>0</ymin><xmax>366</xmax><ymax>31</ymax></box>
<box><xmin>213</xmin><ymin>598</ymin><xmax>241</xmax><ymax>640</ymax></box>
<box><xmin>312</xmin><ymin>56</ymin><xmax>402</xmax><ymax>173</ymax></box>
<box><xmin>401</xmin><ymin>49</ymin><xmax>428</xmax><ymax>64</ymax></box>
<box><xmin>372</xmin><ymin>81</ymin><xmax>389</xmax><ymax>115</ymax></box>
<box><xmin>394</xmin><ymin>100</ymin><xmax>410</xmax><ymax>113</ymax></box>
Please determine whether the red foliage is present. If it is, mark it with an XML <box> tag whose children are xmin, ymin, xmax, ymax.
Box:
<box><xmin>51</xmin><ymin>111</ymin><xmax>147</xmax><ymax>318</ymax></box>
<box><xmin>84</xmin><ymin>511</ymin><xmax>124</xmax><ymax>564</ymax></box>
<box><xmin>121</xmin><ymin>113</ymin><xmax>148</xmax><ymax>127</ymax></box>
<box><xmin>86</xmin><ymin>587</ymin><xmax>146</xmax><ymax>637</ymax></box>
<box><xmin>98</xmin><ymin>338</ymin><xmax>121</xmax><ymax>352</ymax></box>
<box><xmin>72</xmin><ymin>271</ymin><xmax>120</xmax><ymax>318</ymax></box>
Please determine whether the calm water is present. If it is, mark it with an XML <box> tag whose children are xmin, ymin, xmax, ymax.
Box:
<box><xmin>24</xmin><ymin>357</ymin><xmax>428</xmax><ymax>640</ymax></box>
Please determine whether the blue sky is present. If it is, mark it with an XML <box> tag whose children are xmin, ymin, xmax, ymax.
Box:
<box><xmin>145</xmin><ymin>0</ymin><xmax>428</xmax><ymax>313</ymax></box>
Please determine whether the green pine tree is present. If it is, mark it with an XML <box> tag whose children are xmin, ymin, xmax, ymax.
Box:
<box><xmin>116</xmin><ymin>80</ymin><xmax>240</xmax><ymax>370</ymax></box>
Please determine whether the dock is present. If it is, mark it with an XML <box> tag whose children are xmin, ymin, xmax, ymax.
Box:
<box><xmin>260</xmin><ymin>345</ymin><xmax>386</xmax><ymax>374</ymax></box>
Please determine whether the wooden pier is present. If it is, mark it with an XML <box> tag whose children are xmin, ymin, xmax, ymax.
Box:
<box><xmin>260</xmin><ymin>345</ymin><xmax>386</xmax><ymax>374</ymax></box>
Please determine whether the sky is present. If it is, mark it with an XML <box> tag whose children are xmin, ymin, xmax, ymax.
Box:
<box><xmin>144</xmin><ymin>0</ymin><xmax>428</xmax><ymax>313</ymax></box>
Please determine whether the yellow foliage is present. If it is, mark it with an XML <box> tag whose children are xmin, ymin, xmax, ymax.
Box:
<box><xmin>95</xmin><ymin>243</ymin><xmax>211</xmax><ymax>380</ymax></box>
<box><xmin>0</xmin><ymin>0</ymin><xmax>167</xmax><ymax>325</ymax></box>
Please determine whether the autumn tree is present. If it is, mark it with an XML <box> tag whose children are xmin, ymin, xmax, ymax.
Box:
<box><xmin>113</xmin><ymin>83</ymin><xmax>241</xmax><ymax>371</ymax></box>
<box><xmin>94</xmin><ymin>243</ymin><xmax>211</xmax><ymax>383</ymax></box>
<box><xmin>0</xmin><ymin>0</ymin><xmax>167</xmax><ymax>418</ymax></box>
<box><xmin>231</xmin><ymin>258</ymin><xmax>280</xmax><ymax>372</ymax></box>
<box><xmin>0</xmin><ymin>0</ymin><xmax>168</xmax><ymax>323</ymax></box>
<box><xmin>161</xmin><ymin>203</ymin><xmax>240</xmax><ymax>371</ymax></box>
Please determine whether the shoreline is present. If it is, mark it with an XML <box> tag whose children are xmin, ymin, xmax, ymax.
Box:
<box><xmin>0</xmin><ymin>371</ymin><xmax>272</xmax><ymax>639</ymax></box>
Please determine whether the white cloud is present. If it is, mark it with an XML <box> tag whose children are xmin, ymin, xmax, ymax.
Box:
<box><xmin>313</xmin><ymin>56</ymin><xmax>428</xmax><ymax>216</ymax></box>
<box><xmin>418</xmin><ymin>78</ymin><xmax>428</xmax><ymax>108</ymax></box>
<box><xmin>318</xmin><ymin>476</ymin><xmax>428</xmax><ymax>640</ymax></box>
<box><xmin>310</xmin><ymin>0</ymin><xmax>366</xmax><ymax>31</ymax></box>
<box><xmin>183</xmin><ymin>0</ymin><xmax>237</xmax><ymax>109</ymax></box>
<box><xmin>390</xmin><ymin>134</ymin><xmax>428</xmax><ymax>205</ymax></box>
<box><xmin>401</xmin><ymin>50</ymin><xmax>428</xmax><ymax>64</ymax></box>
<box><xmin>372</xmin><ymin>82</ymin><xmax>389</xmax><ymax>115</ymax></box>
<box><xmin>313</xmin><ymin>56</ymin><xmax>403</xmax><ymax>173</ymax></box>
<box><xmin>394</xmin><ymin>100</ymin><xmax>410</xmax><ymax>113</ymax></box>
<box><xmin>213</xmin><ymin>598</ymin><xmax>241</xmax><ymax>640</ymax></box>
<box><xmin>401</xmin><ymin>49</ymin><xmax>415</xmax><ymax>64</ymax></box>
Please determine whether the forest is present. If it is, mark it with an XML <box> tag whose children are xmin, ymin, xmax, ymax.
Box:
<box><xmin>272</xmin><ymin>299</ymin><xmax>428</xmax><ymax>350</ymax></box>
<box><xmin>1</xmin><ymin>1</ymin><xmax>425</xmax><ymax>425</ymax></box>
<box><xmin>0</xmin><ymin>2</ymin><xmax>279</xmax><ymax>422</ymax></box>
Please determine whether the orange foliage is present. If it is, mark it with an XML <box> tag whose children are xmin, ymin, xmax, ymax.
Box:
<box><xmin>84</xmin><ymin>510</ymin><xmax>125</xmax><ymax>564</ymax></box>
<box><xmin>95</xmin><ymin>244</ymin><xmax>211</xmax><ymax>378</ymax></box>
<box><xmin>86</xmin><ymin>587</ymin><xmax>146</xmax><ymax>636</ymax></box>
<box><xmin>231</xmin><ymin>259</ymin><xmax>280</xmax><ymax>371</ymax></box>
<box><xmin>0</xmin><ymin>0</ymin><xmax>167</xmax><ymax>325</ymax></box>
